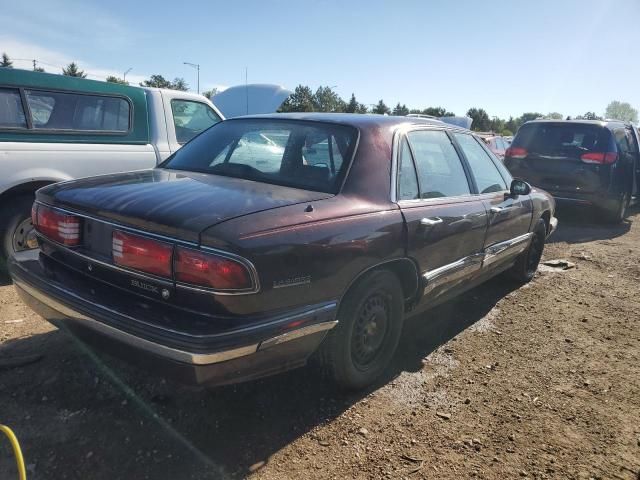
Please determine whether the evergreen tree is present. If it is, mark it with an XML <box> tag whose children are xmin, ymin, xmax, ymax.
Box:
<box><xmin>372</xmin><ymin>100</ymin><xmax>390</xmax><ymax>115</ymax></box>
<box><xmin>1</xmin><ymin>53</ymin><xmax>13</xmax><ymax>68</ymax></box>
<box><xmin>62</xmin><ymin>62</ymin><xmax>87</xmax><ymax>78</ymax></box>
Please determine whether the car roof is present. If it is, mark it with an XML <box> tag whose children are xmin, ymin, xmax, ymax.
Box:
<box><xmin>228</xmin><ymin>112</ymin><xmax>471</xmax><ymax>132</ymax></box>
<box><xmin>524</xmin><ymin>119</ymin><xmax>630</xmax><ymax>129</ymax></box>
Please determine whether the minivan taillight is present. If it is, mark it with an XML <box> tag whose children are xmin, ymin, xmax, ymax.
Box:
<box><xmin>175</xmin><ymin>247</ymin><xmax>253</xmax><ymax>290</ymax></box>
<box><xmin>580</xmin><ymin>152</ymin><xmax>618</xmax><ymax>165</ymax></box>
<box><xmin>35</xmin><ymin>204</ymin><xmax>82</xmax><ymax>246</ymax></box>
<box><xmin>112</xmin><ymin>230</ymin><xmax>173</xmax><ymax>277</ymax></box>
<box><xmin>505</xmin><ymin>147</ymin><xmax>528</xmax><ymax>159</ymax></box>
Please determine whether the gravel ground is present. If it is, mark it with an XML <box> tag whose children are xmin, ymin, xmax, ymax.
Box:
<box><xmin>0</xmin><ymin>208</ymin><xmax>639</xmax><ymax>480</ymax></box>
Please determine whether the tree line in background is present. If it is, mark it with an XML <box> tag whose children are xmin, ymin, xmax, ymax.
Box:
<box><xmin>2</xmin><ymin>52</ymin><xmax>638</xmax><ymax>128</ymax></box>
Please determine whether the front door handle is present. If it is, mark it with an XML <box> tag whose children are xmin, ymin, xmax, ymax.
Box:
<box><xmin>420</xmin><ymin>217</ymin><xmax>443</xmax><ymax>226</ymax></box>
<box><xmin>490</xmin><ymin>206</ymin><xmax>510</xmax><ymax>214</ymax></box>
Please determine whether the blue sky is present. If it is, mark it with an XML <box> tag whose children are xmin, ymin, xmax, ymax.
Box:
<box><xmin>2</xmin><ymin>0</ymin><xmax>639</xmax><ymax>119</ymax></box>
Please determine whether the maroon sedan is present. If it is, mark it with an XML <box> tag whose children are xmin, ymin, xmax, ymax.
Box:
<box><xmin>9</xmin><ymin>114</ymin><xmax>557</xmax><ymax>390</ymax></box>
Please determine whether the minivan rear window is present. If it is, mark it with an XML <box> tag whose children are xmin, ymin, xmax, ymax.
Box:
<box><xmin>162</xmin><ymin>119</ymin><xmax>358</xmax><ymax>194</ymax></box>
<box><xmin>513</xmin><ymin>123</ymin><xmax>609</xmax><ymax>155</ymax></box>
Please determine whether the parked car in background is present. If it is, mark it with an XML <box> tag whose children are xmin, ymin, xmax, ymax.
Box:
<box><xmin>10</xmin><ymin>114</ymin><xmax>556</xmax><ymax>390</ymax></box>
<box><xmin>476</xmin><ymin>133</ymin><xmax>510</xmax><ymax>160</ymax></box>
<box><xmin>505</xmin><ymin>120</ymin><xmax>639</xmax><ymax>223</ymax></box>
<box><xmin>0</xmin><ymin>69</ymin><xmax>224</xmax><ymax>271</ymax></box>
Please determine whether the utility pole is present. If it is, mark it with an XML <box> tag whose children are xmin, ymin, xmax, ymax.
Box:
<box><xmin>33</xmin><ymin>59</ymin><xmax>36</xmax><ymax>71</ymax></box>
<box><xmin>124</xmin><ymin>68</ymin><xmax>132</xmax><ymax>82</ymax></box>
<box><xmin>183</xmin><ymin>62</ymin><xmax>200</xmax><ymax>94</ymax></box>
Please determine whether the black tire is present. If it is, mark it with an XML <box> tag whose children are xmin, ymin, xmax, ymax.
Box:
<box><xmin>0</xmin><ymin>195</ymin><xmax>37</xmax><ymax>273</ymax></box>
<box><xmin>603</xmin><ymin>192</ymin><xmax>628</xmax><ymax>224</ymax></box>
<box><xmin>507</xmin><ymin>218</ymin><xmax>546</xmax><ymax>284</ymax></box>
<box><xmin>319</xmin><ymin>269</ymin><xmax>404</xmax><ymax>390</ymax></box>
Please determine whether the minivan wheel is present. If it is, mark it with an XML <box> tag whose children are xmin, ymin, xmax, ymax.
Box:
<box><xmin>603</xmin><ymin>193</ymin><xmax>628</xmax><ymax>224</ymax></box>
<box><xmin>507</xmin><ymin>218</ymin><xmax>546</xmax><ymax>284</ymax></box>
<box><xmin>0</xmin><ymin>195</ymin><xmax>38</xmax><ymax>273</ymax></box>
<box><xmin>319</xmin><ymin>270</ymin><xmax>404</xmax><ymax>390</ymax></box>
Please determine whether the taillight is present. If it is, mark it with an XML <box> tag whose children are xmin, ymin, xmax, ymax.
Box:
<box><xmin>35</xmin><ymin>204</ymin><xmax>82</xmax><ymax>246</ymax></box>
<box><xmin>31</xmin><ymin>203</ymin><xmax>38</xmax><ymax>226</ymax></box>
<box><xmin>505</xmin><ymin>147</ymin><xmax>528</xmax><ymax>159</ymax></box>
<box><xmin>175</xmin><ymin>247</ymin><xmax>252</xmax><ymax>290</ymax></box>
<box><xmin>112</xmin><ymin>230</ymin><xmax>173</xmax><ymax>277</ymax></box>
<box><xmin>580</xmin><ymin>152</ymin><xmax>618</xmax><ymax>165</ymax></box>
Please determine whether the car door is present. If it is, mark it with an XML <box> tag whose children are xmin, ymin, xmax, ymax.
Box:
<box><xmin>396</xmin><ymin>128</ymin><xmax>488</xmax><ymax>304</ymax></box>
<box><xmin>452</xmin><ymin>132</ymin><xmax>533</xmax><ymax>271</ymax></box>
<box><xmin>626</xmin><ymin>127</ymin><xmax>640</xmax><ymax>198</ymax></box>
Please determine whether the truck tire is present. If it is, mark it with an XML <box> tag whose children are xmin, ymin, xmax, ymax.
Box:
<box><xmin>0</xmin><ymin>195</ymin><xmax>37</xmax><ymax>273</ymax></box>
<box><xmin>319</xmin><ymin>270</ymin><xmax>404</xmax><ymax>390</ymax></box>
<box><xmin>507</xmin><ymin>218</ymin><xmax>546</xmax><ymax>284</ymax></box>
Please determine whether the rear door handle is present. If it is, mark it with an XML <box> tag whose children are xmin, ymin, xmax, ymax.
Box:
<box><xmin>420</xmin><ymin>217</ymin><xmax>443</xmax><ymax>226</ymax></box>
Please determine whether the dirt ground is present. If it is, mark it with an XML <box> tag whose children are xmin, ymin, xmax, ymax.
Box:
<box><xmin>1</xmin><ymin>207</ymin><xmax>639</xmax><ymax>480</ymax></box>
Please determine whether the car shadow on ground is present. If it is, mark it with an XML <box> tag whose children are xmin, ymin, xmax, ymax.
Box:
<box><xmin>547</xmin><ymin>205</ymin><xmax>636</xmax><ymax>244</ymax></box>
<box><xmin>0</xmin><ymin>275</ymin><xmax>519</xmax><ymax>479</ymax></box>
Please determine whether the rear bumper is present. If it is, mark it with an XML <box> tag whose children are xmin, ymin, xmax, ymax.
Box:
<box><xmin>9</xmin><ymin>251</ymin><xmax>337</xmax><ymax>386</ymax></box>
<box><xmin>550</xmin><ymin>191</ymin><xmax>619</xmax><ymax>212</ymax></box>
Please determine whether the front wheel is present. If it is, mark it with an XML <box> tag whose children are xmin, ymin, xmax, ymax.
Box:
<box><xmin>507</xmin><ymin>218</ymin><xmax>546</xmax><ymax>284</ymax></box>
<box><xmin>0</xmin><ymin>195</ymin><xmax>38</xmax><ymax>273</ymax></box>
<box><xmin>318</xmin><ymin>270</ymin><xmax>404</xmax><ymax>390</ymax></box>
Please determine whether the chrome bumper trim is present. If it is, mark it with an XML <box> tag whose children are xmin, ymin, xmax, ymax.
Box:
<box><xmin>14</xmin><ymin>280</ymin><xmax>337</xmax><ymax>366</ymax></box>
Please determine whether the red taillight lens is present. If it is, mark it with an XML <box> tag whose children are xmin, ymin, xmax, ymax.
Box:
<box><xmin>175</xmin><ymin>247</ymin><xmax>252</xmax><ymax>290</ymax></box>
<box><xmin>112</xmin><ymin>230</ymin><xmax>173</xmax><ymax>277</ymax></box>
<box><xmin>35</xmin><ymin>205</ymin><xmax>82</xmax><ymax>246</ymax></box>
<box><xmin>580</xmin><ymin>152</ymin><xmax>618</xmax><ymax>164</ymax></box>
<box><xmin>505</xmin><ymin>147</ymin><xmax>528</xmax><ymax>159</ymax></box>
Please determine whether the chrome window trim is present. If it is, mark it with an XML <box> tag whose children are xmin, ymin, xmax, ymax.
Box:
<box><xmin>35</xmin><ymin>201</ymin><xmax>261</xmax><ymax>295</ymax></box>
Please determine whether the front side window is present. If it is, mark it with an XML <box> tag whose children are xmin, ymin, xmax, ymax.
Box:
<box><xmin>407</xmin><ymin>130</ymin><xmax>470</xmax><ymax>198</ymax></box>
<box><xmin>454</xmin><ymin>133</ymin><xmax>507</xmax><ymax>194</ymax></box>
<box><xmin>163</xmin><ymin>119</ymin><xmax>357</xmax><ymax>193</ymax></box>
<box><xmin>397</xmin><ymin>138</ymin><xmax>419</xmax><ymax>200</ymax></box>
<box><xmin>24</xmin><ymin>90</ymin><xmax>130</xmax><ymax>132</ymax></box>
<box><xmin>171</xmin><ymin>100</ymin><xmax>222</xmax><ymax>144</ymax></box>
<box><xmin>0</xmin><ymin>88</ymin><xmax>27</xmax><ymax>128</ymax></box>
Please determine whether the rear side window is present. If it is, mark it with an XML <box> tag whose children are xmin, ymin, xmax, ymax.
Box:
<box><xmin>171</xmin><ymin>100</ymin><xmax>222</xmax><ymax>144</ymax></box>
<box><xmin>513</xmin><ymin>123</ymin><xmax>609</xmax><ymax>155</ymax></box>
<box><xmin>454</xmin><ymin>133</ymin><xmax>507</xmax><ymax>194</ymax></box>
<box><xmin>407</xmin><ymin>130</ymin><xmax>470</xmax><ymax>198</ymax></box>
<box><xmin>24</xmin><ymin>90</ymin><xmax>130</xmax><ymax>132</ymax></box>
<box><xmin>0</xmin><ymin>88</ymin><xmax>27</xmax><ymax>128</ymax></box>
<box><xmin>614</xmin><ymin>128</ymin><xmax>631</xmax><ymax>154</ymax></box>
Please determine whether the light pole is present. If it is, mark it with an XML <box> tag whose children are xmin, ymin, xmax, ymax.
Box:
<box><xmin>123</xmin><ymin>68</ymin><xmax>132</xmax><ymax>82</ymax></box>
<box><xmin>183</xmin><ymin>62</ymin><xmax>200</xmax><ymax>94</ymax></box>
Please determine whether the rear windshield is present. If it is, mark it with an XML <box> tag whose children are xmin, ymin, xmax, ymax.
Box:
<box><xmin>161</xmin><ymin>119</ymin><xmax>358</xmax><ymax>193</ymax></box>
<box><xmin>513</xmin><ymin>123</ymin><xmax>610</xmax><ymax>155</ymax></box>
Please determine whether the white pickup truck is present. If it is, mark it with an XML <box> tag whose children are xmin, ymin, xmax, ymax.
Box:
<box><xmin>0</xmin><ymin>69</ymin><xmax>288</xmax><ymax>270</ymax></box>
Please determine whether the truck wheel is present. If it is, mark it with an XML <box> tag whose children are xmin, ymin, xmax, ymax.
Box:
<box><xmin>319</xmin><ymin>270</ymin><xmax>404</xmax><ymax>390</ymax></box>
<box><xmin>603</xmin><ymin>193</ymin><xmax>628</xmax><ymax>224</ymax></box>
<box><xmin>0</xmin><ymin>195</ymin><xmax>38</xmax><ymax>273</ymax></box>
<box><xmin>507</xmin><ymin>218</ymin><xmax>546</xmax><ymax>284</ymax></box>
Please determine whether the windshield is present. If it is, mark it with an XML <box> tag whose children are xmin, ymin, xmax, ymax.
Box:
<box><xmin>162</xmin><ymin>119</ymin><xmax>357</xmax><ymax>193</ymax></box>
<box><xmin>513</xmin><ymin>123</ymin><xmax>610</xmax><ymax>156</ymax></box>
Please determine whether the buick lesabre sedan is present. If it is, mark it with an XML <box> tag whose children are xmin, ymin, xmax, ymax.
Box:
<box><xmin>9</xmin><ymin>114</ymin><xmax>557</xmax><ymax>390</ymax></box>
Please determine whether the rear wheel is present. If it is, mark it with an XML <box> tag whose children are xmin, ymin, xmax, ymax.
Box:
<box><xmin>0</xmin><ymin>195</ymin><xmax>38</xmax><ymax>273</ymax></box>
<box><xmin>507</xmin><ymin>218</ymin><xmax>546</xmax><ymax>283</ymax></box>
<box><xmin>603</xmin><ymin>192</ymin><xmax>628</xmax><ymax>224</ymax></box>
<box><xmin>319</xmin><ymin>270</ymin><xmax>404</xmax><ymax>390</ymax></box>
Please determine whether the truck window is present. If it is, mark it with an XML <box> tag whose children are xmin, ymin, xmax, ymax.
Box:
<box><xmin>24</xmin><ymin>90</ymin><xmax>130</xmax><ymax>132</ymax></box>
<box><xmin>0</xmin><ymin>88</ymin><xmax>27</xmax><ymax>128</ymax></box>
<box><xmin>171</xmin><ymin>100</ymin><xmax>222</xmax><ymax>144</ymax></box>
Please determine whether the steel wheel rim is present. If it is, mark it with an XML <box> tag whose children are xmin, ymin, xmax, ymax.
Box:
<box><xmin>351</xmin><ymin>292</ymin><xmax>390</xmax><ymax>371</ymax></box>
<box><xmin>12</xmin><ymin>218</ymin><xmax>38</xmax><ymax>253</ymax></box>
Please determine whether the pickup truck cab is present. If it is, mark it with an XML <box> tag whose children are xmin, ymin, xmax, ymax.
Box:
<box><xmin>0</xmin><ymin>69</ymin><xmax>224</xmax><ymax>270</ymax></box>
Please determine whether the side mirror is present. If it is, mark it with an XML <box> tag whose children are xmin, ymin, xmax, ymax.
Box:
<box><xmin>510</xmin><ymin>179</ymin><xmax>531</xmax><ymax>197</ymax></box>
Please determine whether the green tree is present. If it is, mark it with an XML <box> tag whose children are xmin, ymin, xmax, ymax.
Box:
<box><xmin>372</xmin><ymin>99</ymin><xmax>390</xmax><ymax>115</ymax></box>
<box><xmin>505</xmin><ymin>116</ymin><xmax>518</xmax><ymax>134</ymax></box>
<box><xmin>345</xmin><ymin>93</ymin><xmax>359</xmax><ymax>113</ymax></box>
<box><xmin>313</xmin><ymin>86</ymin><xmax>345</xmax><ymax>112</ymax></box>
<box><xmin>501</xmin><ymin>129</ymin><xmax>513</xmax><ymax>137</ymax></box>
<box><xmin>545</xmin><ymin>112</ymin><xmax>563</xmax><ymax>120</ymax></box>
<box><xmin>604</xmin><ymin>100</ymin><xmax>638</xmax><ymax>123</ymax></box>
<box><xmin>518</xmin><ymin>112</ymin><xmax>543</xmax><ymax>125</ymax></box>
<box><xmin>466</xmin><ymin>107</ymin><xmax>491</xmax><ymax>131</ymax></box>
<box><xmin>140</xmin><ymin>74</ymin><xmax>188</xmax><ymax>91</ymax></box>
<box><xmin>171</xmin><ymin>78</ymin><xmax>189</xmax><ymax>91</ymax></box>
<box><xmin>392</xmin><ymin>103</ymin><xmax>409</xmax><ymax>116</ymax></box>
<box><xmin>34</xmin><ymin>66</ymin><xmax>45</xmax><ymax>72</ymax></box>
<box><xmin>279</xmin><ymin>85</ymin><xmax>316</xmax><ymax>112</ymax></box>
<box><xmin>423</xmin><ymin>106</ymin><xmax>454</xmax><ymax>117</ymax></box>
<box><xmin>489</xmin><ymin>116</ymin><xmax>505</xmax><ymax>134</ymax></box>
<box><xmin>62</xmin><ymin>62</ymin><xmax>87</xmax><ymax>78</ymax></box>
<box><xmin>576</xmin><ymin>111</ymin><xmax>602</xmax><ymax>121</ymax></box>
<box><xmin>201</xmin><ymin>88</ymin><xmax>219</xmax><ymax>99</ymax></box>
<box><xmin>106</xmin><ymin>75</ymin><xmax>128</xmax><ymax>85</ymax></box>
<box><xmin>1</xmin><ymin>53</ymin><xmax>13</xmax><ymax>68</ymax></box>
<box><xmin>355</xmin><ymin>103</ymin><xmax>368</xmax><ymax>114</ymax></box>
